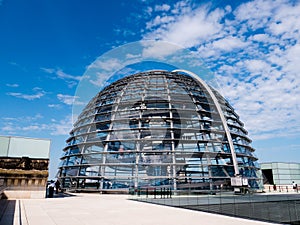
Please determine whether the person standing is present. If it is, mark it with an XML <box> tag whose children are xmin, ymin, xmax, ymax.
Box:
<box><xmin>55</xmin><ymin>180</ymin><xmax>60</xmax><ymax>194</ymax></box>
<box><xmin>48</xmin><ymin>180</ymin><xmax>55</xmax><ymax>198</ymax></box>
<box><xmin>292</xmin><ymin>181</ymin><xmax>297</xmax><ymax>192</ymax></box>
<box><xmin>273</xmin><ymin>184</ymin><xmax>277</xmax><ymax>191</ymax></box>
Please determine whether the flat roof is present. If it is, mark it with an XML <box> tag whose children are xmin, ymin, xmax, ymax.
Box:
<box><xmin>0</xmin><ymin>194</ymin><xmax>272</xmax><ymax>225</ymax></box>
<box><xmin>0</xmin><ymin>136</ymin><xmax>50</xmax><ymax>158</ymax></box>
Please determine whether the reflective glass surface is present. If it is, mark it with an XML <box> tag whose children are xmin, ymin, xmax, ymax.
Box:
<box><xmin>58</xmin><ymin>71</ymin><xmax>260</xmax><ymax>191</ymax></box>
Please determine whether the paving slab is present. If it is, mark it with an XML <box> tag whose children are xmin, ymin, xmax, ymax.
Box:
<box><xmin>18</xmin><ymin>194</ymin><xmax>276</xmax><ymax>225</ymax></box>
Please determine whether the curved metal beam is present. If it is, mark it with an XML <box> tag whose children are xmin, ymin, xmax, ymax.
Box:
<box><xmin>172</xmin><ymin>69</ymin><xmax>239</xmax><ymax>176</ymax></box>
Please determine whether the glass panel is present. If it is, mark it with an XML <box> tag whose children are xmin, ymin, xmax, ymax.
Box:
<box><xmin>83</xmin><ymin>144</ymin><xmax>104</xmax><ymax>153</ymax></box>
<box><xmin>80</xmin><ymin>166</ymin><xmax>100</xmax><ymax>176</ymax></box>
<box><xmin>177</xmin><ymin>142</ymin><xmax>200</xmax><ymax>152</ymax></box>
<box><xmin>87</xmin><ymin>132</ymin><xmax>107</xmax><ymax>141</ymax></box>
<box><xmin>95</xmin><ymin>113</ymin><xmax>111</xmax><ymax>121</ymax></box>
<box><xmin>69</xmin><ymin>146</ymin><xmax>80</xmax><ymax>155</ymax></box>
<box><xmin>64</xmin><ymin>167</ymin><xmax>79</xmax><ymax>176</ymax></box>
<box><xmin>81</xmin><ymin>154</ymin><xmax>103</xmax><ymax>164</ymax></box>
<box><xmin>66</xmin><ymin>156</ymin><xmax>81</xmax><ymax>166</ymax></box>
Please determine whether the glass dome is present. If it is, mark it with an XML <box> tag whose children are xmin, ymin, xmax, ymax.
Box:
<box><xmin>57</xmin><ymin>70</ymin><xmax>260</xmax><ymax>192</ymax></box>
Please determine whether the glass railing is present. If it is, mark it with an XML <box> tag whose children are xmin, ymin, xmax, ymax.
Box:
<box><xmin>129</xmin><ymin>188</ymin><xmax>300</xmax><ymax>224</ymax></box>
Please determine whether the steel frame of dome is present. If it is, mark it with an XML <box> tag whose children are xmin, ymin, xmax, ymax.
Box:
<box><xmin>57</xmin><ymin>70</ymin><xmax>260</xmax><ymax>192</ymax></box>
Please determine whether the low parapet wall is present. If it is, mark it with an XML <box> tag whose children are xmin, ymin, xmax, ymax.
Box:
<box><xmin>0</xmin><ymin>178</ymin><xmax>5</xmax><ymax>198</ymax></box>
<box><xmin>0</xmin><ymin>157</ymin><xmax>49</xmax><ymax>199</ymax></box>
<box><xmin>264</xmin><ymin>184</ymin><xmax>299</xmax><ymax>193</ymax></box>
<box><xmin>3</xmin><ymin>190</ymin><xmax>46</xmax><ymax>199</ymax></box>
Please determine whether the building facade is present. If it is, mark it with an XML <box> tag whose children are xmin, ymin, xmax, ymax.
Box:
<box><xmin>0</xmin><ymin>136</ymin><xmax>50</xmax><ymax>198</ymax></box>
<box><xmin>261</xmin><ymin>162</ymin><xmax>300</xmax><ymax>186</ymax></box>
<box><xmin>57</xmin><ymin>70</ymin><xmax>261</xmax><ymax>192</ymax></box>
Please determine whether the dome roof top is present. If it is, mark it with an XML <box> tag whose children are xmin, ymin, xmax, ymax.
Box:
<box><xmin>58</xmin><ymin>70</ymin><xmax>260</xmax><ymax>191</ymax></box>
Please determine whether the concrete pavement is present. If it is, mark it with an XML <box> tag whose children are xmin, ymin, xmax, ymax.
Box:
<box><xmin>0</xmin><ymin>193</ymin><xmax>276</xmax><ymax>225</ymax></box>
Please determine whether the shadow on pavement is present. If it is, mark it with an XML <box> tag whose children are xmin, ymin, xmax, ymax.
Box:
<box><xmin>0</xmin><ymin>199</ymin><xmax>16</xmax><ymax>225</ymax></box>
<box><xmin>46</xmin><ymin>191</ymin><xmax>76</xmax><ymax>199</ymax></box>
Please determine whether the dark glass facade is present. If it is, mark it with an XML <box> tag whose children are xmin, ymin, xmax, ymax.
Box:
<box><xmin>57</xmin><ymin>70</ymin><xmax>260</xmax><ymax>191</ymax></box>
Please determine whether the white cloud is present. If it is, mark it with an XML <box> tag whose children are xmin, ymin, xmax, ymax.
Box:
<box><xmin>145</xmin><ymin>6</ymin><xmax>153</xmax><ymax>16</ymax></box>
<box><xmin>2</xmin><ymin>124</ymin><xmax>15</xmax><ymax>132</ymax></box>
<box><xmin>2</xmin><ymin>114</ymin><xmax>43</xmax><ymax>123</ymax></box>
<box><xmin>0</xmin><ymin>114</ymin><xmax>72</xmax><ymax>137</ymax></box>
<box><xmin>41</xmin><ymin>67</ymin><xmax>55</xmax><ymax>74</ymax></box>
<box><xmin>268</xmin><ymin>2</ymin><xmax>300</xmax><ymax>38</ymax></box>
<box><xmin>88</xmin><ymin>58</ymin><xmax>123</xmax><ymax>71</ymax></box>
<box><xmin>233</xmin><ymin>0</ymin><xmax>282</xmax><ymax>32</ymax></box>
<box><xmin>6</xmin><ymin>83</ymin><xmax>19</xmax><ymax>88</ymax></box>
<box><xmin>87</xmin><ymin>57</ymin><xmax>139</xmax><ymax>87</ymax></box>
<box><xmin>126</xmin><ymin>53</ymin><xmax>141</xmax><ymax>59</ymax></box>
<box><xmin>171</xmin><ymin>1</ymin><xmax>192</xmax><ymax>15</ymax></box>
<box><xmin>41</xmin><ymin>67</ymin><xmax>82</xmax><ymax>88</ymax></box>
<box><xmin>50</xmin><ymin>115</ymin><xmax>73</xmax><ymax>136</ymax></box>
<box><xmin>250</xmin><ymin>34</ymin><xmax>269</xmax><ymax>42</ymax></box>
<box><xmin>142</xmin><ymin>41</ymin><xmax>183</xmax><ymax>59</ymax></box>
<box><xmin>22</xmin><ymin>125</ymin><xmax>47</xmax><ymax>131</ymax></box>
<box><xmin>154</xmin><ymin>4</ymin><xmax>171</xmax><ymax>12</ymax></box>
<box><xmin>57</xmin><ymin>94</ymin><xmax>85</xmax><ymax>106</ymax></box>
<box><xmin>89</xmin><ymin>72</ymin><xmax>110</xmax><ymax>87</ymax></box>
<box><xmin>244</xmin><ymin>60</ymin><xmax>270</xmax><ymax>74</ymax></box>
<box><xmin>217</xmin><ymin>66</ymin><xmax>300</xmax><ymax>140</ymax></box>
<box><xmin>57</xmin><ymin>94</ymin><xmax>76</xmax><ymax>105</ymax></box>
<box><xmin>144</xmin><ymin>4</ymin><xmax>225</xmax><ymax>48</ymax></box>
<box><xmin>48</xmin><ymin>104</ymin><xmax>61</xmax><ymax>108</ymax></box>
<box><xmin>142</xmin><ymin>0</ymin><xmax>300</xmax><ymax>141</ymax></box>
<box><xmin>283</xmin><ymin>44</ymin><xmax>300</xmax><ymax>75</ymax></box>
<box><xmin>212</xmin><ymin>36</ymin><xmax>248</xmax><ymax>51</ymax></box>
<box><xmin>56</xmin><ymin>69</ymin><xmax>81</xmax><ymax>81</ymax></box>
<box><xmin>6</xmin><ymin>88</ymin><xmax>46</xmax><ymax>100</ymax></box>
<box><xmin>146</xmin><ymin>15</ymin><xmax>175</xmax><ymax>29</ymax></box>
<box><xmin>0</xmin><ymin>114</ymin><xmax>47</xmax><ymax>135</ymax></box>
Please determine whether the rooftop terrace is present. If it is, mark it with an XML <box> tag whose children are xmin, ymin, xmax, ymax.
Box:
<box><xmin>0</xmin><ymin>193</ymin><xmax>274</xmax><ymax>225</ymax></box>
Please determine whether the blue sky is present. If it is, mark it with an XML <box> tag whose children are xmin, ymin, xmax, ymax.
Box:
<box><xmin>1</xmin><ymin>0</ymin><xmax>299</xmax><ymax>179</ymax></box>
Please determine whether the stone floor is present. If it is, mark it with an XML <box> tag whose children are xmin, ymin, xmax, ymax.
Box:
<box><xmin>0</xmin><ymin>193</ymin><xmax>276</xmax><ymax>225</ymax></box>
